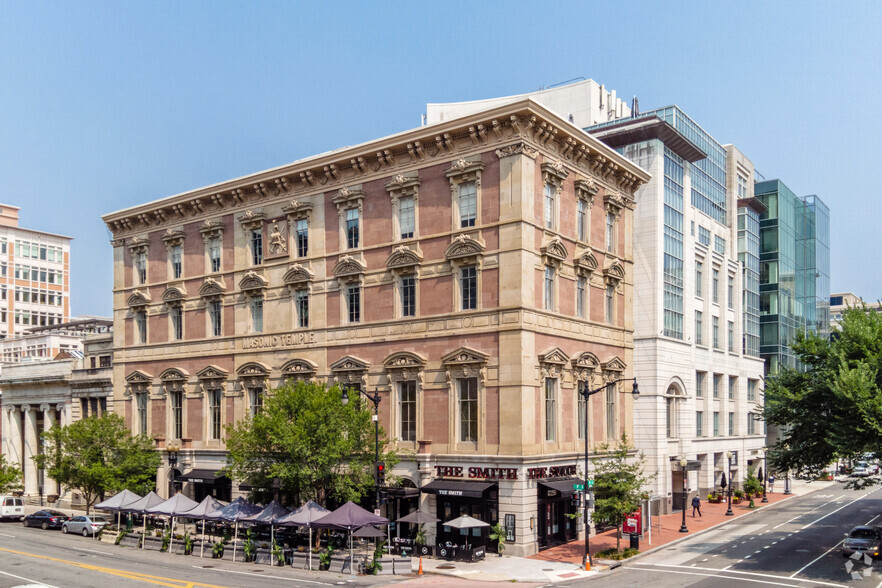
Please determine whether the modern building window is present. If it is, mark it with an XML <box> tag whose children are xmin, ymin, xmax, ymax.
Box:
<box><xmin>698</xmin><ymin>226</ymin><xmax>711</xmax><ymax>246</ymax></box>
<box><xmin>170</xmin><ymin>244</ymin><xmax>182</xmax><ymax>279</ymax></box>
<box><xmin>544</xmin><ymin>183</ymin><xmax>555</xmax><ymax>230</ymax></box>
<box><xmin>747</xmin><ymin>379</ymin><xmax>757</xmax><ymax>402</ymax></box>
<box><xmin>135</xmin><ymin>310</ymin><xmax>147</xmax><ymax>344</ymax></box>
<box><xmin>605</xmin><ymin>284</ymin><xmax>615</xmax><ymax>324</ymax></box>
<box><xmin>458</xmin><ymin>181</ymin><xmax>477</xmax><ymax>228</ymax></box>
<box><xmin>576</xmin><ymin>276</ymin><xmax>587</xmax><ymax>319</ymax></box>
<box><xmin>458</xmin><ymin>377</ymin><xmax>478</xmax><ymax>443</ymax></box>
<box><xmin>135</xmin><ymin>251</ymin><xmax>147</xmax><ymax>284</ymax></box>
<box><xmin>714</xmin><ymin>235</ymin><xmax>726</xmax><ymax>255</ymax></box>
<box><xmin>577</xmin><ymin>200</ymin><xmax>588</xmax><ymax>241</ymax></box>
<box><xmin>250</xmin><ymin>297</ymin><xmax>264</xmax><ymax>333</ymax></box>
<box><xmin>347</xmin><ymin>284</ymin><xmax>361</xmax><ymax>323</ymax></box>
<box><xmin>170</xmin><ymin>306</ymin><xmax>183</xmax><ymax>341</ymax></box>
<box><xmin>249</xmin><ymin>387</ymin><xmax>264</xmax><ymax>417</ymax></box>
<box><xmin>729</xmin><ymin>376</ymin><xmax>736</xmax><ymax>400</ymax></box>
<box><xmin>295</xmin><ymin>289</ymin><xmax>309</xmax><ymax>328</ymax></box>
<box><xmin>577</xmin><ymin>381</ymin><xmax>588</xmax><ymax>440</ymax></box>
<box><xmin>399</xmin><ymin>380</ymin><xmax>416</xmax><ymax>442</ymax></box>
<box><xmin>606</xmin><ymin>212</ymin><xmax>616</xmax><ymax>253</ymax></box>
<box><xmin>543</xmin><ymin>266</ymin><xmax>555</xmax><ymax>311</ymax></box>
<box><xmin>728</xmin><ymin>276</ymin><xmax>734</xmax><ymax>309</ymax></box>
<box><xmin>209</xmin><ymin>299</ymin><xmax>222</xmax><ymax>337</ymax></box>
<box><xmin>209</xmin><ymin>236</ymin><xmax>221</xmax><ymax>272</ymax></box>
<box><xmin>713</xmin><ymin>411</ymin><xmax>720</xmax><ymax>436</ymax></box>
<box><xmin>713</xmin><ymin>373</ymin><xmax>722</xmax><ymax>399</ymax></box>
<box><xmin>696</xmin><ymin>411</ymin><xmax>704</xmax><ymax>437</ymax></box>
<box><xmin>747</xmin><ymin>412</ymin><xmax>756</xmax><ymax>435</ymax></box>
<box><xmin>398</xmin><ymin>196</ymin><xmax>415</xmax><ymax>239</ymax></box>
<box><xmin>695</xmin><ymin>311</ymin><xmax>704</xmax><ymax>345</ymax></box>
<box><xmin>712</xmin><ymin>268</ymin><xmax>720</xmax><ymax>304</ymax></box>
<box><xmin>346</xmin><ymin>208</ymin><xmax>360</xmax><ymax>249</ymax></box>
<box><xmin>295</xmin><ymin>219</ymin><xmax>308</xmax><ymax>257</ymax></box>
<box><xmin>695</xmin><ymin>261</ymin><xmax>703</xmax><ymax>297</ymax></box>
<box><xmin>251</xmin><ymin>229</ymin><xmax>263</xmax><ymax>265</ymax></box>
<box><xmin>713</xmin><ymin>316</ymin><xmax>720</xmax><ymax>349</ymax></box>
<box><xmin>460</xmin><ymin>265</ymin><xmax>477</xmax><ymax>310</ymax></box>
<box><xmin>606</xmin><ymin>385</ymin><xmax>616</xmax><ymax>439</ymax></box>
<box><xmin>728</xmin><ymin>321</ymin><xmax>735</xmax><ymax>352</ymax></box>
<box><xmin>400</xmin><ymin>274</ymin><xmax>416</xmax><ymax>317</ymax></box>
<box><xmin>545</xmin><ymin>378</ymin><xmax>557</xmax><ymax>442</ymax></box>
<box><xmin>696</xmin><ymin>371</ymin><xmax>705</xmax><ymax>397</ymax></box>
<box><xmin>209</xmin><ymin>388</ymin><xmax>222</xmax><ymax>440</ymax></box>
<box><xmin>170</xmin><ymin>391</ymin><xmax>183</xmax><ymax>440</ymax></box>
<box><xmin>728</xmin><ymin>412</ymin><xmax>735</xmax><ymax>436</ymax></box>
<box><xmin>136</xmin><ymin>392</ymin><xmax>148</xmax><ymax>436</ymax></box>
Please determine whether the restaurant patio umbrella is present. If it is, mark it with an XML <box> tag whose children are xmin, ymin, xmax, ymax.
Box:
<box><xmin>204</xmin><ymin>496</ymin><xmax>263</xmax><ymax>561</ymax></box>
<box><xmin>396</xmin><ymin>510</ymin><xmax>439</xmax><ymax>524</ymax></box>
<box><xmin>352</xmin><ymin>525</ymin><xmax>386</xmax><ymax>538</ymax></box>
<box><xmin>313</xmin><ymin>501</ymin><xmax>390</xmax><ymax>565</ymax></box>
<box><xmin>277</xmin><ymin>500</ymin><xmax>330</xmax><ymax>570</ymax></box>
<box><xmin>95</xmin><ymin>489</ymin><xmax>142</xmax><ymax>529</ymax></box>
<box><xmin>119</xmin><ymin>491</ymin><xmax>164</xmax><ymax>549</ymax></box>
<box><xmin>178</xmin><ymin>495</ymin><xmax>226</xmax><ymax>558</ymax></box>
<box><xmin>242</xmin><ymin>499</ymin><xmax>291</xmax><ymax>551</ymax></box>
<box><xmin>146</xmin><ymin>493</ymin><xmax>200</xmax><ymax>555</ymax></box>
<box><xmin>442</xmin><ymin>514</ymin><xmax>490</xmax><ymax>529</ymax></box>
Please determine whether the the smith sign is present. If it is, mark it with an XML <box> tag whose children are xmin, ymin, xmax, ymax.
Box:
<box><xmin>434</xmin><ymin>466</ymin><xmax>519</xmax><ymax>480</ymax></box>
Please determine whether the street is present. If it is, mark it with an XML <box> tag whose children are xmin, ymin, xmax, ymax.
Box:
<box><xmin>582</xmin><ymin>482</ymin><xmax>882</xmax><ymax>587</ymax></box>
<box><xmin>0</xmin><ymin>521</ymin><xmax>407</xmax><ymax>588</ymax></box>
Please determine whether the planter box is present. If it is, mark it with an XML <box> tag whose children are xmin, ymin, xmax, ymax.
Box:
<box><xmin>221</xmin><ymin>546</ymin><xmax>247</xmax><ymax>562</ymax></box>
<box><xmin>454</xmin><ymin>545</ymin><xmax>486</xmax><ymax>563</ymax></box>
<box><xmin>100</xmin><ymin>531</ymin><xmax>119</xmax><ymax>544</ymax></box>
<box><xmin>171</xmin><ymin>541</ymin><xmax>189</xmax><ymax>555</ymax></box>
<box><xmin>392</xmin><ymin>556</ymin><xmax>412</xmax><ymax>575</ymax></box>
<box><xmin>376</xmin><ymin>556</ymin><xmax>394</xmax><ymax>575</ymax></box>
<box><xmin>119</xmin><ymin>535</ymin><xmax>141</xmax><ymax>548</ymax></box>
<box><xmin>329</xmin><ymin>555</ymin><xmax>357</xmax><ymax>574</ymax></box>
<box><xmin>414</xmin><ymin>544</ymin><xmax>433</xmax><ymax>557</ymax></box>
<box><xmin>142</xmin><ymin>536</ymin><xmax>162</xmax><ymax>551</ymax></box>
<box><xmin>288</xmin><ymin>552</ymin><xmax>308</xmax><ymax>569</ymax></box>
<box><xmin>254</xmin><ymin>549</ymin><xmax>282</xmax><ymax>566</ymax></box>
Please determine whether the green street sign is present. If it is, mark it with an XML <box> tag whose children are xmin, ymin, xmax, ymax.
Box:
<box><xmin>573</xmin><ymin>484</ymin><xmax>584</xmax><ymax>491</ymax></box>
<box><xmin>587</xmin><ymin>480</ymin><xmax>595</xmax><ymax>488</ymax></box>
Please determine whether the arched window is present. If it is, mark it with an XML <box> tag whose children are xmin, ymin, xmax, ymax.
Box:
<box><xmin>666</xmin><ymin>384</ymin><xmax>684</xmax><ymax>439</ymax></box>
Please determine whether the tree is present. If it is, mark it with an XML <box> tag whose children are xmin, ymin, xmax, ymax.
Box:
<box><xmin>224</xmin><ymin>380</ymin><xmax>399</xmax><ymax>506</ymax></box>
<box><xmin>0</xmin><ymin>454</ymin><xmax>23</xmax><ymax>493</ymax></box>
<box><xmin>765</xmin><ymin>306</ymin><xmax>882</xmax><ymax>485</ymax></box>
<box><xmin>590</xmin><ymin>434</ymin><xmax>654</xmax><ymax>551</ymax></box>
<box><xmin>33</xmin><ymin>413</ymin><xmax>160</xmax><ymax>514</ymax></box>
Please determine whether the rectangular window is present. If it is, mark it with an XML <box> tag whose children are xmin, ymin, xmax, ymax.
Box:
<box><xmin>209</xmin><ymin>237</ymin><xmax>221</xmax><ymax>272</ymax></box>
<box><xmin>171</xmin><ymin>391</ymin><xmax>183</xmax><ymax>440</ymax></box>
<box><xmin>577</xmin><ymin>200</ymin><xmax>587</xmax><ymax>241</ymax></box>
<box><xmin>171</xmin><ymin>244</ymin><xmax>182</xmax><ymax>279</ymax></box>
<box><xmin>747</xmin><ymin>379</ymin><xmax>757</xmax><ymax>402</ymax></box>
<box><xmin>606</xmin><ymin>385</ymin><xmax>616</xmax><ymax>439</ymax></box>
<box><xmin>295</xmin><ymin>289</ymin><xmax>309</xmax><ymax>328</ymax></box>
<box><xmin>698</xmin><ymin>226</ymin><xmax>710</xmax><ymax>246</ymax></box>
<box><xmin>728</xmin><ymin>321</ymin><xmax>735</xmax><ymax>352</ymax></box>
<box><xmin>713</xmin><ymin>316</ymin><xmax>720</xmax><ymax>349</ymax></box>
<box><xmin>347</xmin><ymin>284</ymin><xmax>361</xmax><ymax>323</ymax></box>
<box><xmin>250</xmin><ymin>298</ymin><xmax>263</xmax><ymax>333</ymax></box>
<box><xmin>712</xmin><ymin>268</ymin><xmax>719</xmax><ymax>303</ymax></box>
<box><xmin>715</xmin><ymin>235</ymin><xmax>726</xmax><ymax>255</ymax></box>
<box><xmin>545</xmin><ymin>378</ymin><xmax>557</xmax><ymax>442</ymax></box>
<box><xmin>577</xmin><ymin>381</ymin><xmax>587</xmax><ymax>440</ymax></box>
<box><xmin>399</xmin><ymin>380</ymin><xmax>416</xmax><ymax>442</ymax></box>
<box><xmin>728</xmin><ymin>276</ymin><xmax>734</xmax><ymax>309</ymax></box>
<box><xmin>458</xmin><ymin>182</ymin><xmax>477</xmax><ymax>228</ymax></box>
<box><xmin>399</xmin><ymin>196</ymin><xmax>415</xmax><ymax>239</ymax></box>
<box><xmin>747</xmin><ymin>412</ymin><xmax>756</xmax><ymax>435</ymax></box>
<box><xmin>576</xmin><ymin>276</ymin><xmax>586</xmax><ymax>319</ymax></box>
<box><xmin>401</xmin><ymin>275</ymin><xmax>416</xmax><ymax>317</ymax></box>
<box><xmin>249</xmin><ymin>387</ymin><xmax>264</xmax><ymax>417</ymax></box>
<box><xmin>729</xmin><ymin>376</ymin><xmax>736</xmax><ymax>400</ymax></box>
<box><xmin>346</xmin><ymin>208</ymin><xmax>360</xmax><ymax>248</ymax></box>
<box><xmin>136</xmin><ymin>252</ymin><xmax>147</xmax><ymax>284</ymax></box>
<box><xmin>713</xmin><ymin>411</ymin><xmax>720</xmax><ymax>436</ymax></box>
<box><xmin>544</xmin><ymin>266</ymin><xmax>554</xmax><ymax>311</ymax></box>
<box><xmin>458</xmin><ymin>377</ymin><xmax>478</xmax><ymax>442</ymax></box>
<box><xmin>137</xmin><ymin>392</ymin><xmax>148</xmax><ymax>436</ymax></box>
<box><xmin>606</xmin><ymin>212</ymin><xmax>616</xmax><ymax>252</ymax></box>
<box><xmin>695</xmin><ymin>311</ymin><xmax>703</xmax><ymax>345</ymax></box>
<box><xmin>461</xmin><ymin>265</ymin><xmax>477</xmax><ymax>310</ymax></box>
<box><xmin>713</xmin><ymin>374</ymin><xmax>721</xmax><ymax>399</ymax></box>
<box><xmin>696</xmin><ymin>411</ymin><xmax>704</xmax><ymax>437</ymax></box>
<box><xmin>728</xmin><ymin>412</ymin><xmax>735</xmax><ymax>436</ymax></box>
<box><xmin>295</xmin><ymin>219</ymin><xmax>308</xmax><ymax>257</ymax></box>
<box><xmin>209</xmin><ymin>300</ymin><xmax>222</xmax><ymax>337</ymax></box>
<box><xmin>696</xmin><ymin>371</ymin><xmax>705</xmax><ymax>397</ymax></box>
<box><xmin>135</xmin><ymin>311</ymin><xmax>147</xmax><ymax>344</ymax></box>
<box><xmin>170</xmin><ymin>306</ymin><xmax>183</xmax><ymax>341</ymax></box>
<box><xmin>605</xmin><ymin>284</ymin><xmax>615</xmax><ymax>324</ymax></box>
<box><xmin>251</xmin><ymin>229</ymin><xmax>263</xmax><ymax>265</ymax></box>
<box><xmin>209</xmin><ymin>388</ymin><xmax>221</xmax><ymax>440</ymax></box>
<box><xmin>544</xmin><ymin>184</ymin><xmax>555</xmax><ymax>230</ymax></box>
<box><xmin>695</xmin><ymin>261</ymin><xmax>703</xmax><ymax>297</ymax></box>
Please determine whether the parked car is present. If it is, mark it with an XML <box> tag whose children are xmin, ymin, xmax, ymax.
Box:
<box><xmin>0</xmin><ymin>496</ymin><xmax>24</xmax><ymax>521</ymax></box>
<box><xmin>842</xmin><ymin>526</ymin><xmax>882</xmax><ymax>557</ymax></box>
<box><xmin>22</xmin><ymin>510</ymin><xmax>70</xmax><ymax>530</ymax></box>
<box><xmin>62</xmin><ymin>515</ymin><xmax>110</xmax><ymax>537</ymax></box>
<box><xmin>852</xmin><ymin>464</ymin><xmax>870</xmax><ymax>477</ymax></box>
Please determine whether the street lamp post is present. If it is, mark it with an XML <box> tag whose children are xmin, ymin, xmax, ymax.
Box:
<box><xmin>578</xmin><ymin>377</ymin><xmax>639</xmax><ymax>571</ymax></box>
<box><xmin>679</xmin><ymin>458</ymin><xmax>689</xmax><ymax>533</ymax></box>
<box><xmin>784</xmin><ymin>471</ymin><xmax>792</xmax><ymax>495</ymax></box>
<box><xmin>725</xmin><ymin>451</ymin><xmax>734</xmax><ymax>516</ymax></box>
<box><xmin>761</xmin><ymin>450</ymin><xmax>769</xmax><ymax>503</ymax></box>
<box><xmin>341</xmin><ymin>387</ymin><xmax>382</xmax><ymax>510</ymax></box>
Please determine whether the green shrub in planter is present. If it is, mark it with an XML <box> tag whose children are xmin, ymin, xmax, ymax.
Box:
<box><xmin>212</xmin><ymin>541</ymin><xmax>224</xmax><ymax>559</ymax></box>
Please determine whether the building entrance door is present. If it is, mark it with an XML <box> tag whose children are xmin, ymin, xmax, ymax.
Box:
<box><xmin>672</xmin><ymin>470</ymin><xmax>685</xmax><ymax>511</ymax></box>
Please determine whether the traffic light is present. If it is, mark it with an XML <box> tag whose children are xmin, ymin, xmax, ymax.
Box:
<box><xmin>377</xmin><ymin>462</ymin><xmax>386</xmax><ymax>485</ymax></box>
<box><xmin>378</xmin><ymin>488</ymin><xmax>388</xmax><ymax>505</ymax></box>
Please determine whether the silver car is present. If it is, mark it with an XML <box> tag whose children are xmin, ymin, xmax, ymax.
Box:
<box><xmin>62</xmin><ymin>515</ymin><xmax>110</xmax><ymax>537</ymax></box>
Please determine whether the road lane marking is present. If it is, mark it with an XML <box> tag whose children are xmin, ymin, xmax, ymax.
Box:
<box><xmin>632</xmin><ymin>563</ymin><xmax>848</xmax><ymax>587</ymax></box>
<box><xmin>193</xmin><ymin>566</ymin><xmax>333</xmax><ymax>586</ymax></box>
<box><xmin>639</xmin><ymin>569</ymin><xmax>804</xmax><ymax>586</ymax></box>
<box><xmin>0</xmin><ymin>569</ymin><xmax>59</xmax><ymax>588</ymax></box>
<box><xmin>868</xmin><ymin>515</ymin><xmax>880</xmax><ymax>525</ymax></box>
<box><xmin>69</xmin><ymin>546</ymin><xmax>115</xmax><ymax>556</ymax></box>
<box><xmin>802</xmin><ymin>493</ymin><xmax>869</xmax><ymax>529</ymax></box>
<box><xmin>789</xmin><ymin>539</ymin><xmax>846</xmax><ymax>578</ymax></box>
<box><xmin>0</xmin><ymin>532</ymin><xmax>15</xmax><ymax>537</ymax></box>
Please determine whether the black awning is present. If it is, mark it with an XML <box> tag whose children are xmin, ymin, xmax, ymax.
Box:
<box><xmin>386</xmin><ymin>487</ymin><xmax>421</xmax><ymax>498</ymax></box>
<box><xmin>177</xmin><ymin>468</ymin><xmax>228</xmax><ymax>484</ymax></box>
<box><xmin>539</xmin><ymin>478</ymin><xmax>584</xmax><ymax>497</ymax></box>
<box><xmin>421</xmin><ymin>480</ymin><xmax>495</xmax><ymax>498</ymax></box>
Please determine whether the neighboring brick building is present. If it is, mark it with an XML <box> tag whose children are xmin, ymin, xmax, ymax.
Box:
<box><xmin>102</xmin><ymin>99</ymin><xmax>648</xmax><ymax>556</ymax></box>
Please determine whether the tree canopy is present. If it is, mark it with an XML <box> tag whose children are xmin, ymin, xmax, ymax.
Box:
<box><xmin>590</xmin><ymin>434</ymin><xmax>653</xmax><ymax>551</ymax></box>
<box><xmin>0</xmin><ymin>454</ymin><xmax>23</xmax><ymax>493</ymax></box>
<box><xmin>224</xmin><ymin>380</ymin><xmax>399</xmax><ymax>506</ymax></box>
<box><xmin>33</xmin><ymin>413</ymin><xmax>160</xmax><ymax>514</ymax></box>
<box><xmin>765</xmin><ymin>306</ymin><xmax>882</xmax><ymax>482</ymax></box>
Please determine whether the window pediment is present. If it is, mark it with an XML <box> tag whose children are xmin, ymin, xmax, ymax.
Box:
<box><xmin>199</xmin><ymin>277</ymin><xmax>227</xmax><ymax>298</ymax></box>
<box><xmin>601</xmin><ymin>357</ymin><xmax>626</xmax><ymax>374</ymax></box>
<box><xmin>162</xmin><ymin>285</ymin><xmax>187</xmax><ymax>303</ymax></box>
<box><xmin>540</xmin><ymin>237</ymin><xmax>568</xmax><ymax>264</ymax></box>
<box><xmin>281</xmin><ymin>359</ymin><xmax>318</xmax><ymax>379</ymax></box>
<box><xmin>329</xmin><ymin>355</ymin><xmax>370</xmax><ymax>373</ymax></box>
<box><xmin>236</xmin><ymin>362</ymin><xmax>271</xmax><ymax>377</ymax></box>
<box><xmin>539</xmin><ymin>348</ymin><xmax>569</xmax><ymax>379</ymax></box>
<box><xmin>161</xmin><ymin>228</ymin><xmax>185</xmax><ymax>248</ymax></box>
<box><xmin>603</xmin><ymin>260</ymin><xmax>625</xmax><ymax>283</ymax></box>
<box><xmin>575</xmin><ymin>251</ymin><xmax>599</xmax><ymax>276</ymax></box>
<box><xmin>574</xmin><ymin>178</ymin><xmax>599</xmax><ymax>204</ymax></box>
<box><xmin>383</xmin><ymin>352</ymin><xmax>426</xmax><ymax>383</ymax></box>
<box><xmin>283</xmin><ymin>263</ymin><xmax>314</xmax><ymax>286</ymax></box>
<box><xmin>125</xmin><ymin>370</ymin><xmax>154</xmax><ymax>385</ymax></box>
<box><xmin>385</xmin><ymin>173</ymin><xmax>421</xmax><ymax>196</ymax></box>
<box><xmin>445</xmin><ymin>158</ymin><xmax>485</xmax><ymax>180</ymax></box>
<box><xmin>160</xmin><ymin>368</ymin><xmax>189</xmax><ymax>393</ymax></box>
<box><xmin>127</xmin><ymin>289</ymin><xmax>152</xmax><ymax>308</ymax></box>
<box><xmin>333</xmin><ymin>255</ymin><xmax>366</xmax><ymax>279</ymax></box>
<box><xmin>604</xmin><ymin>191</ymin><xmax>633</xmax><ymax>213</ymax></box>
<box><xmin>128</xmin><ymin>236</ymin><xmax>149</xmax><ymax>254</ymax></box>
<box><xmin>239</xmin><ymin>270</ymin><xmax>268</xmax><ymax>295</ymax></box>
<box><xmin>442</xmin><ymin>347</ymin><xmax>488</xmax><ymax>381</ymax></box>
<box><xmin>281</xmin><ymin>199</ymin><xmax>314</xmax><ymax>220</ymax></box>
<box><xmin>386</xmin><ymin>245</ymin><xmax>423</xmax><ymax>271</ymax></box>
<box><xmin>444</xmin><ymin>234</ymin><xmax>485</xmax><ymax>261</ymax></box>
<box><xmin>238</xmin><ymin>209</ymin><xmax>266</xmax><ymax>231</ymax></box>
<box><xmin>572</xmin><ymin>352</ymin><xmax>600</xmax><ymax>382</ymax></box>
<box><xmin>541</xmin><ymin>160</ymin><xmax>569</xmax><ymax>184</ymax></box>
<box><xmin>196</xmin><ymin>365</ymin><xmax>229</xmax><ymax>381</ymax></box>
<box><xmin>332</xmin><ymin>186</ymin><xmax>365</xmax><ymax>211</ymax></box>
<box><xmin>199</xmin><ymin>219</ymin><xmax>224</xmax><ymax>242</ymax></box>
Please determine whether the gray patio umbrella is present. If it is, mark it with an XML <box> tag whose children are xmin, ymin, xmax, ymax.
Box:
<box><xmin>146</xmin><ymin>493</ymin><xmax>200</xmax><ymax>556</ymax></box>
<box><xmin>396</xmin><ymin>510</ymin><xmax>439</xmax><ymax>524</ymax></box>
<box><xmin>443</xmin><ymin>514</ymin><xmax>490</xmax><ymax>529</ymax></box>
<box><xmin>118</xmin><ymin>491</ymin><xmax>164</xmax><ymax>549</ymax></box>
<box><xmin>178</xmin><ymin>495</ymin><xmax>226</xmax><ymax>558</ymax></box>
<box><xmin>242</xmin><ymin>499</ymin><xmax>291</xmax><ymax>550</ymax></box>
<box><xmin>277</xmin><ymin>500</ymin><xmax>330</xmax><ymax>569</ymax></box>
<box><xmin>353</xmin><ymin>525</ymin><xmax>386</xmax><ymax>538</ymax></box>
<box><xmin>312</xmin><ymin>501</ymin><xmax>390</xmax><ymax>566</ymax></box>
<box><xmin>95</xmin><ymin>489</ymin><xmax>142</xmax><ymax>529</ymax></box>
<box><xmin>203</xmin><ymin>496</ymin><xmax>263</xmax><ymax>561</ymax></box>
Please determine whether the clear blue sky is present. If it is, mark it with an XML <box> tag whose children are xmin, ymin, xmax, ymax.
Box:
<box><xmin>2</xmin><ymin>0</ymin><xmax>880</xmax><ymax>316</ymax></box>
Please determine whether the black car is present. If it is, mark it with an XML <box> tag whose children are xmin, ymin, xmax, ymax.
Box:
<box><xmin>22</xmin><ymin>509</ymin><xmax>70</xmax><ymax>530</ymax></box>
<box><xmin>842</xmin><ymin>526</ymin><xmax>882</xmax><ymax>556</ymax></box>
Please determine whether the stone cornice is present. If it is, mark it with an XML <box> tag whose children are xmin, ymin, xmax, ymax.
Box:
<box><xmin>103</xmin><ymin>100</ymin><xmax>649</xmax><ymax>237</ymax></box>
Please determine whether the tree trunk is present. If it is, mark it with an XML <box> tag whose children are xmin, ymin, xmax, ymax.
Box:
<box><xmin>616</xmin><ymin>527</ymin><xmax>621</xmax><ymax>551</ymax></box>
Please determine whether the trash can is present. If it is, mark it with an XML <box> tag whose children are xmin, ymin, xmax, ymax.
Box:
<box><xmin>629</xmin><ymin>532</ymin><xmax>640</xmax><ymax>550</ymax></box>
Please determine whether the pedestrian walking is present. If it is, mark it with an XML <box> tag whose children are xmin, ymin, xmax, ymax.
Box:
<box><xmin>691</xmin><ymin>495</ymin><xmax>702</xmax><ymax>517</ymax></box>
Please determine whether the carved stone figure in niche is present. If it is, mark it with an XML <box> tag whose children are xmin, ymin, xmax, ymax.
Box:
<box><xmin>269</xmin><ymin>222</ymin><xmax>287</xmax><ymax>255</ymax></box>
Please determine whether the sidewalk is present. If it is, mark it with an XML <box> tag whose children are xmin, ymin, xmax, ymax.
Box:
<box><xmin>400</xmin><ymin>478</ymin><xmax>835</xmax><ymax>584</ymax></box>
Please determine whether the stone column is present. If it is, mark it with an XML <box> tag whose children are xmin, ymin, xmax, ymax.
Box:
<box><xmin>56</xmin><ymin>403</ymin><xmax>68</xmax><ymax>428</ymax></box>
<box><xmin>22</xmin><ymin>405</ymin><xmax>39</xmax><ymax>496</ymax></box>
<box><xmin>41</xmin><ymin>404</ymin><xmax>56</xmax><ymax>495</ymax></box>
<box><xmin>5</xmin><ymin>405</ymin><xmax>23</xmax><ymax>475</ymax></box>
